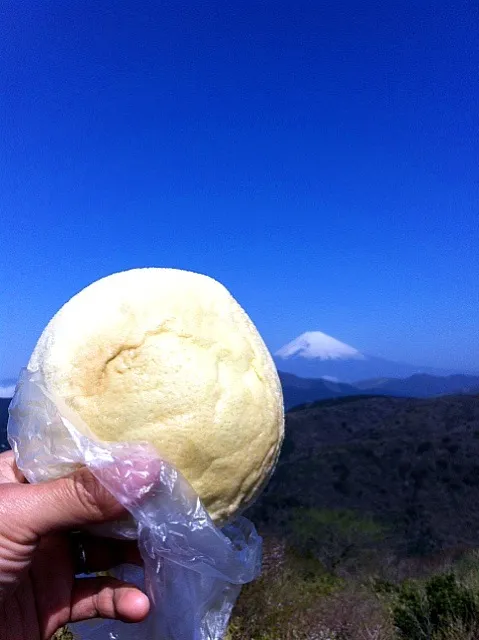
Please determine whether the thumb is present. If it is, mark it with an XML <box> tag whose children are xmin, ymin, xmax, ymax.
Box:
<box><xmin>10</xmin><ymin>467</ymin><xmax>127</xmax><ymax>542</ymax></box>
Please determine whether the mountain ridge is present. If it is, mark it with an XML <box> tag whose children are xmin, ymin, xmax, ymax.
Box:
<box><xmin>280</xmin><ymin>371</ymin><xmax>479</xmax><ymax>410</ymax></box>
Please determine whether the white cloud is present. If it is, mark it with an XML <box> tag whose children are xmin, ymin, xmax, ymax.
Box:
<box><xmin>321</xmin><ymin>376</ymin><xmax>340</xmax><ymax>383</ymax></box>
<box><xmin>0</xmin><ymin>384</ymin><xmax>15</xmax><ymax>399</ymax></box>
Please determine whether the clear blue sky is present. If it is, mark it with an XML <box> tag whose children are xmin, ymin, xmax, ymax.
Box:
<box><xmin>1</xmin><ymin>0</ymin><xmax>478</xmax><ymax>378</ymax></box>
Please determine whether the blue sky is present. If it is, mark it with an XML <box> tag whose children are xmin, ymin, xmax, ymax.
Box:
<box><xmin>1</xmin><ymin>0</ymin><xmax>478</xmax><ymax>379</ymax></box>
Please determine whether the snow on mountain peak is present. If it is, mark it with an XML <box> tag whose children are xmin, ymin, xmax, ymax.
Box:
<box><xmin>275</xmin><ymin>331</ymin><xmax>366</xmax><ymax>361</ymax></box>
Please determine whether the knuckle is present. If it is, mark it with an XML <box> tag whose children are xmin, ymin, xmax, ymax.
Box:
<box><xmin>96</xmin><ymin>582</ymin><xmax>117</xmax><ymax>617</ymax></box>
<box><xmin>70</xmin><ymin>469</ymin><xmax>106</xmax><ymax>519</ymax></box>
<box><xmin>67</xmin><ymin>467</ymin><xmax>122</xmax><ymax>522</ymax></box>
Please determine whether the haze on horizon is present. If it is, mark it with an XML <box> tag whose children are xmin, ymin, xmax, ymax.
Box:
<box><xmin>1</xmin><ymin>1</ymin><xmax>478</xmax><ymax>379</ymax></box>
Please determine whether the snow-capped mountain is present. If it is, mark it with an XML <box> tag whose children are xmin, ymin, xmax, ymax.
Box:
<box><xmin>276</xmin><ymin>331</ymin><xmax>366</xmax><ymax>361</ymax></box>
<box><xmin>274</xmin><ymin>331</ymin><xmax>453</xmax><ymax>382</ymax></box>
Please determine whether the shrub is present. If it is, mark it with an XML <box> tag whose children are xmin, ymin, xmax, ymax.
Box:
<box><xmin>393</xmin><ymin>572</ymin><xmax>479</xmax><ymax>640</ymax></box>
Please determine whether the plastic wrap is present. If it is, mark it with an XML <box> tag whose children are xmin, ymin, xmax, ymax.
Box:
<box><xmin>7</xmin><ymin>368</ymin><xmax>262</xmax><ymax>640</ymax></box>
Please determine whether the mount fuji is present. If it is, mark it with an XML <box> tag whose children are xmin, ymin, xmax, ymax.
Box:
<box><xmin>274</xmin><ymin>331</ymin><xmax>452</xmax><ymax>383</ymax></box>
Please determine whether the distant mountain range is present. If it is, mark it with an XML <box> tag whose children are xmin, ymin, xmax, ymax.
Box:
<box><xmin>277</xmin><ymin>331</ymin><xmax>479</xmax><ymax>409</ymax></box>
<box><xmin>274</xmin><ymin>331</ymin><xmax>461</xmax><ymax>382</ymax></box>
<box><xmin>280</xmin><ymin>371</ymin><xmax>479</xmax><ymax>410</ymax></box>
<box><xmin>354</xmin><ymin>373</ymin><xmax>479</xmax><ymax>396</ymax></box>
<box><xmin>279</xmin><ymin>372</ymin><xmax>360</xmax><ymax>409</ymax></box>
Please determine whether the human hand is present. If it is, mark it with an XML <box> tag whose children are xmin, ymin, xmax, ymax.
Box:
<box><xmin>0</xmin><ymin>450</ymin><xmax>150</xmax><ymax>640</ymax></box>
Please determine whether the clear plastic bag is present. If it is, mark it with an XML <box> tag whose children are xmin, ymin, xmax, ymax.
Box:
<box><xmin>7</xmin><ymin>368</ymin><xmax>262</xmax><ymax>640</ymax></box>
